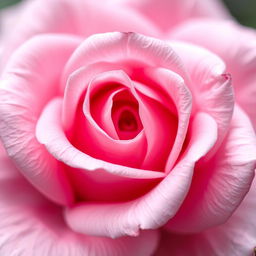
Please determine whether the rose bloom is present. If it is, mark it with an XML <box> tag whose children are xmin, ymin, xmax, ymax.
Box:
<box><xmin>0</xmin><ymin>0</ymin><xmax>255</xmax><ymax>255</ymax></box>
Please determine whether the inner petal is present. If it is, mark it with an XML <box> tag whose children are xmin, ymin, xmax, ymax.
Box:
<box><xmin>69</xmin><ymin>70</ymin><xmax>148</xmax><ymax>171</ymax></box>
<box><xmin>112</xmin><ymin>90</ymin><xmax>143</xmax><ymax>140</ymax></box>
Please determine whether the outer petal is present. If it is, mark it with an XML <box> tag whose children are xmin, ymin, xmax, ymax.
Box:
<box><xmin>155</xmin><ymin>174</ymin><xmax>256</xmax><ymax>256</ymax></box>
<box><xmin>1</xmin><ymin>0</ymin><xmax>160</xmax><ymax>69</ymax></box>
<box><xmin>63</xmin><ymin>32</ymin><xmax>188</xmax><ymax>88</ymax></box>
<box><xmin>0</xmin><ymin>142</ymin><xmax>159</xmax><ymax>256</ymax></box>
<box><xmin>0</xmin><ymin>34</ymin><xmax>81</xmax><ymax>205</ymax></box>
<box><xmin>64</xmin><ymin>112</ymin><xmax>217</xmax><ymax>238</ymax></box>
<box><xmin>166</xmin><ymin>105</ymin><xmax>256</xmax><ymax>233</ymax></box>
<box><xmin>171</xmin><ymin>19</ymin><xmax>256</xmax><ymax>128</ymax></box>
<box><xmin>119</xmin><ymin>0</ymin><xmax>231</xmax><ymax>32</ymax></box>
<box><xmin>169</xmin><ymin>41</ymin><xmax>234</xmax><ymax>155</ymax></box>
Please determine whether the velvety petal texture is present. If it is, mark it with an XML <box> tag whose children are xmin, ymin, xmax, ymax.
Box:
<box><xmin>166</xmin><ymin>105</ymin><xmax>256</xmax><ymax>232</ymax></box>
<box><xmin>171</xmin><ymin>19</ymin><xmax>256</xmax><ymax>128</ymax></box>
<box><xmin>169</xmin><ymin>41</ymin><xmax>234</xmax><ymax>155</ymax></box>
<box><xmin>155</xmin><ymin>173</ymin><xmax>256</xmax><ymax>256</ymax></box>
<box><xmin>0</xmin><ymin>143</ymin><xmax>160</xmax><ymax>256</ymax></box>
<box><xmin>0</xmin><ymin>35</ymin><xmax>82</xmax><ymax>205</ymax></box>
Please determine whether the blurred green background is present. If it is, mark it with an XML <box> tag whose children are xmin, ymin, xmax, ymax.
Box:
<box><xmin>0</xmin><ymin>0</ymin><xmax>256</xmax><ymax>28</ymax></box>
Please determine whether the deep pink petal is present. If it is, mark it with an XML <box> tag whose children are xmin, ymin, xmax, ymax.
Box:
<box><xmin>0</xmin><ymin>35</ymin><xmax>81</xmax><ymax>205</ymax></box>
<box><xmin>133</xmin><ymin>87</ymin><xmax>178</xmax><ymax>171</ymax></box>
<box><xmin>121</xmin><ymin>0</ymin><xmax>231</xmax><ymax>32</ymax></box>
<box><xmin>171</xmin><ymin>19</ymin><xmax>256</xmax><ymax>128</ymax></box>
<box><xmin>78</xmin><ymin>70</ymin><xmax>147</xmax><ymax>169</ymax></box>
<box><xmin>36</xmin><ymin>97</ymin><xmax>164</xmax><ymax>201</ymax></box>
<box><xmin>1</xmin><ymin>0</ymin><xmax>160</xmax><ymax>68</ymax></box>
<box><xmin>155</xmin><ymin>174</ymin><xmax>256</xmax><ymax>256</ymax></box>
<box><xmin>36</xmin><ymin>97</ymin><xmax>164</xmax><ymax>179</ymax></box>
<box><xmin>166</xmin><ymin>105</ymin><xmax>256</xmax><ymax>233</ymax></box>
<box><xmin>141</xmin><ymin>67</ymin><xmax>192</xmax><ymax>171</ymax></box>
<box><xmin>0</xmin><ymin>142</ymin><xmax>159</xmax><ymax>256</ymax></box>
<box><xmin>63</xmin><ymin>63</ymin><xmax>123</xmax><ymax>131</ymax></box>
<box><xmin>64</xmin><ymin>112</ymin><xmax>217</xmax><ymax>238</ymax></box>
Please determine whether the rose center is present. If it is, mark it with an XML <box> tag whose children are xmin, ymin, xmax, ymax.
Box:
<box><xmin>111</xmin><ymin>90</ymin><xmax>143</xmax><ymax>140</ymax></box>
<box><xmin>118</xmin><ymin>109</ymin><xmax>138</xmax><ymax>132</ymax></box>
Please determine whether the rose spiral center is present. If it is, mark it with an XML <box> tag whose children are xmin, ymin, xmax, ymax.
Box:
<box><xmin>111</xmin><ymin>91</ymin><xmax>143</xmax><ymax>140</ymax></box>
<box><xmin>118</xmin><ymin>109</ymin><xmax>138</xmax><ymax>132</ymax></box>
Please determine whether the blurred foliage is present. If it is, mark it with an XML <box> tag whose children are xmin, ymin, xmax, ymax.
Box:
<box><xmin>0</xmin><ymin>0</ymin><xmax>21</xmax><ymax>9</ymax></box>
<box><xmin>223</xmin><ymin>0</ymin><xmax>256</xmax><ymax>28</ymax></box>
<box><xmin>0</xmin><ymin>0</ymin><xmax>256</xmax><ymax>28</ymax></box>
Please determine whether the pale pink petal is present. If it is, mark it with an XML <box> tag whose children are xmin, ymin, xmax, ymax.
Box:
<box><xmin>0</xmin><ymin>34</ymin><xmax>81</xmax><ymax>205</ymax></box>
<box><xmin>64</xmin><ymin>112</ymin><xmax>217</xmax><ymax>238</ymax></box>
<box><xmin>0</xmin><ymin>142</ymin><xmax>159</xmax><ymax>256</ymax></box>
<box><xmin>120</xmin><ymin>0</ymin><xmax>231</xmax><ymax>32</ymax></box>
<box><xmin>170</xmin><ymin>41</ymin><xmax>234</xmax><ymax>156</ymax></box>
<box><xmin>171</xmin><ymin>19</ymin><xmax>256</xmax><ymax>128</ymax></box>
<box><xmin>1</xmin><ymin>0</ymin><xmax>160</xmax><ymax>68</ymax></box>
<box><xmin>166</xmin><ymin>105</ymin><xmax>256</xmax><ymax>233</ymax></box>
<box><xmin>63</xmin><ymin>32</ymin><xmax>188</xmax><ymax>91</ymax></box>
<box><xmin>155</xmin><ymin>174</ymin><xmax>256</xmax><ymax>256</ymax></box>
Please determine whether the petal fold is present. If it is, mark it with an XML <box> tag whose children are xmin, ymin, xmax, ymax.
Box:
<box><xmin>166</xmin><ymin>105</ymin><xmax>256</xmax><ymax>233</ymax></box>
<box><xmin>155</xmin><ymin>174</ymin><xmax>256</xmax><ymax>256</ymax></box>
<box><xmin>0</xmin><ymin>34</ymin><xmax>81</xmax><ymax>205</ymax></box>
<box><xmin>171</xmin><ymin>19</ymin><xmax>256</xmax><ymax>128</ymax></box>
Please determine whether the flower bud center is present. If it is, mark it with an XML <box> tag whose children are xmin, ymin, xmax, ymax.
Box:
<box><xmin>118</xmin><ymin>109</ymin><xmax>138</xmax><ymax>132</ymax></box>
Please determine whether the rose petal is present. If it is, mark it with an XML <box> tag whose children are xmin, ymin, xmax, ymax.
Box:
<box><xmin>0</xmin><ymin>142</ymin><xmax>160</xmax><ymax>256</ymax></box>
<box><xmin>170</xmin><ymin>41</ymin><xmax>234</xmax><ymax>156</ymax></box>
<box><xmin>36</xmin><ymin>97</ymin><xmax>165</xmax><ymax>180</ymax></box>
<box><xmin>64</xmin><ymin>112</ymin><xmax>217</xmax><ymax>238</ymax></box>
<box><xmin>64</xmin><ymin>68</ymin><xmax>179</xmax><ymax>172</ymax></box>
<box><xmin>77</xmin><ymin>70</ymin><xmax>147</xmax><ymax>169</ymax></box>
<box><xmin>166</xmin><ymin>105</ymin><xmax>256</xmax><ymax>233</ymax></box>
<box><xmin>155</xmin><ymin>174</ymin><xmax>256</xmax><ymax>256</ymax></box>
<box><xmin>120</xmin><ymin>0</ymin><xmax>231</xmax><ymax>32</ymax></box>
<box><xmin>133</xmin><ymin>87</ymin><xmax>178</xmax><ymax>171</ymax></box>
<box><xmin>36</xmin><ymin>97</ymin><xmax>165</xmax><ymax>201</ymax></box>
<box><xmin>0</xmin><ymin>34</ymin><xmax>81</xmax><ymax>205</ymax></box>
<box><xmin>63</xmin><ymin>63</ymin><xmax>122</xmax><ymax>131</ymax></box>
<box><xmin>1</xmin><ymin>0</ymin><xmax>160</xmax><ymax>68</ymax></box>
<box><xmin>63</xmin><ymin>32</ymin><xmax>188</xmax><ymax>91</ymax></box>
<box><xmin>141</xmin><ymin>67</ymin><xmax>192</xmax><ymax>171</ymax></box>
<box><xmin>171</xmin><ymin>19</ymin><xmax>256</xmax><ymax>128</ymax></box>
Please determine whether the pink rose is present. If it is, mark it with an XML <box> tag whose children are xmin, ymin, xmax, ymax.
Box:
<box><xmin>0</xmin><ymin>0</ymin><xmax>256</xmax><ymax>255</ymax></box>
